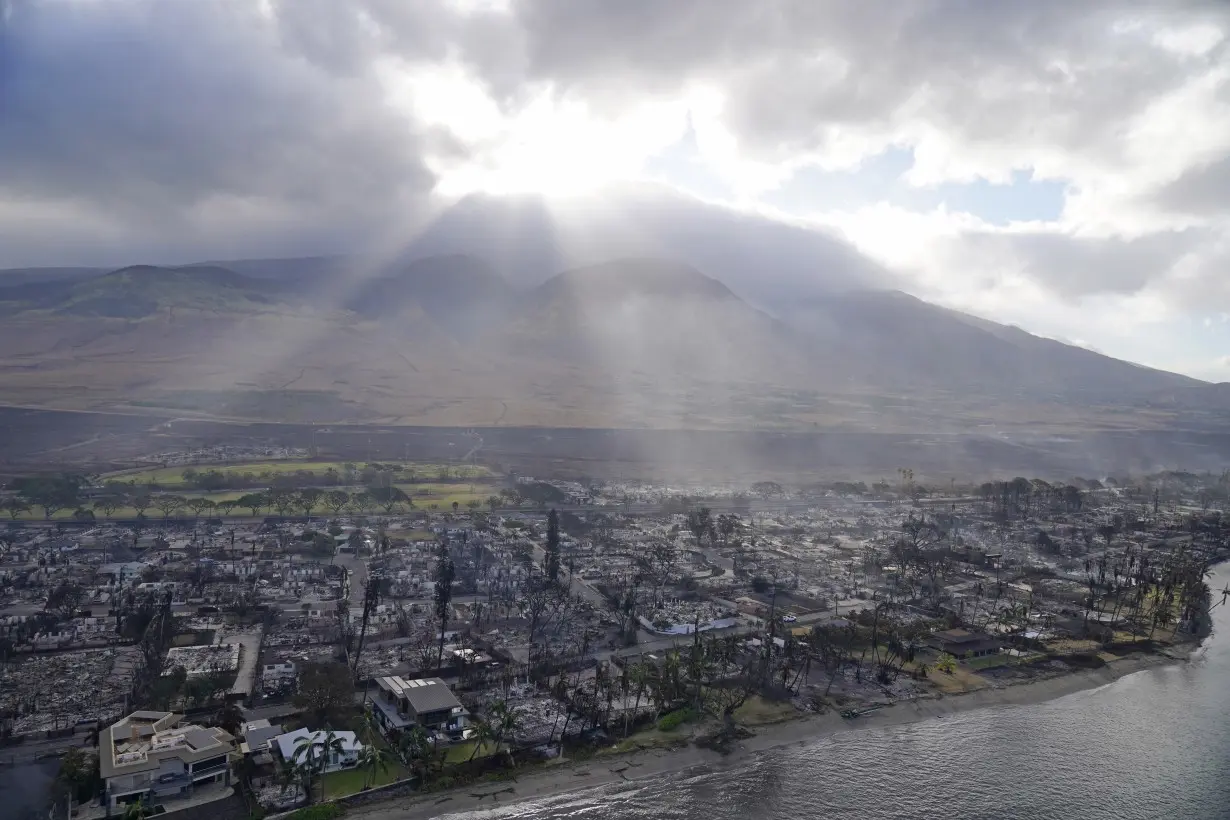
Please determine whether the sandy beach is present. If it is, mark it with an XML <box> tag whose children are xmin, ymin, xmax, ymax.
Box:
<box><xmin>347</xmin><ymin>647</ymin><xmax>1197</xmax><ymax>820</ymax></box>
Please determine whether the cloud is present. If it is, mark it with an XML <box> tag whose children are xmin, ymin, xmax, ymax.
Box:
<box><xmin>400</xmin><ymin>182</ymin><xmax>895</xmax><ymax>302</ymax></box>
<box><xmin>0</xmin><ymin>0</ymin><xmax>439</xmax><ymax>265</ymax></box>
<box><xmin>1</xmin><ymin>0</ymin><xmax>1229</xmax><ymax>384</ymax></box>
<box><xmin>1155</xmin><ymin>155</ymin><xmax>1230</xmax><ymax>216</ymax></box>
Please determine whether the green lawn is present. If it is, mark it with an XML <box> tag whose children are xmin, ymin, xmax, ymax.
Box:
<box><xmin>395</xmin><ymin>483</ymin><xmax>495</xmax><ymax>510</ymax></box>
<box><xmin>102</xmin><ymin>460</ymin><xmax>493</xmax><ymax>487</ymax></box>
<box><xmin>320</xmin><ymin>762</ymin><xmax>409</xmax><ymax>798</ymax></box>
<box><xmin>442</xmin><ymin>741</ymin><xmax>499</xmax><ymax>764</ymax></box>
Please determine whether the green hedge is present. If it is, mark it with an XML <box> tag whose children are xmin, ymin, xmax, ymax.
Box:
<box><xmin>657</xmin><ymin>707</ymin><xmax>697</xmax><ymax>731</ymax></box>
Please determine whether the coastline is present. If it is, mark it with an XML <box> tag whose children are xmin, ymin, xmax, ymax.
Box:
<box><xmin>348</xmin><ymin>643</ymin><xmax>1202</xmax><ymax>820</ymax></box>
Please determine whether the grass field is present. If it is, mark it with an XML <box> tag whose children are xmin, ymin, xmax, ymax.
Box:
<box><xmin>442</xmin><ymin>740</ymin><xmax>499</xmax><ymax>764</ymax></box>
<box><xmin>102</xmin><ymin>460</ymin><xmax>493</xmax><ymax>486</ymax></box>
<box><xmin>5</xmin><ymin>484</ymin><xmax>494</xmax><ymax>521</ymax></box>
<box><xmin>320</xmin><ymin>762</ymin><xmax>410</xmax><ymax>798</ymax></box>
<box><xmin>5</xmin><ymin>458</ymin><xmax>501</xmax><ymax>521</ymax></box>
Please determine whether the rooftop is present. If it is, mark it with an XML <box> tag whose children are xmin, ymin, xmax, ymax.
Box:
<box><xmin>375</xmin><ymin>675</ymin><xmax>464</xmax><ymax>714</ymax></box>
<box><xmin>100</xmin><ymin>711</ymin><xmax>233</xmax><ymax>779</ymax></box>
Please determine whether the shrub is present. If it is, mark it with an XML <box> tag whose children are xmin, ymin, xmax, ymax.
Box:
<box><xmin>657</xmin><ymin>707</ymin><xmax>697</xmax><ymax>731</ymax></box>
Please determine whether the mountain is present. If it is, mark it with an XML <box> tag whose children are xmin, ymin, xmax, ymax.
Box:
<box><xmin>779</xmin><ymin>290</ymin><xmax>1200</xmax><ymax>402</ymax></box>
<box><xmin>0</xmin><ymin>266</ymin><xmax>108</xmax><ymax>287</ymax></box>
<box><xmin>495</xmin><ymin>259</ymin><xmax>817</xmax><ymax>390</ymax></box>
<box><xmin>345</xmin><ymin>254</ymin><xmax>515</xmax><ymax>336</ymax></box>
<box><xmin>0</xmin><ymin>264</ymin><xmax>287</xmax><ymax>318</ymax></box>
<box><xmin>0</xmin><ymin>253</ymin><xmax>1224</xmax><ymax>435</ymax></box>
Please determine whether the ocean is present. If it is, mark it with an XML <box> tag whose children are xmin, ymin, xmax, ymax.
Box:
<box><xmin>445</xmin><ymin>564</ymin><xmax>1230</xmax><ymax>820</ymax></box>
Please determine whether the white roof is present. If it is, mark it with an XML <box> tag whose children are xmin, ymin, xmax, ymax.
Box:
<box><xmin>274</xmin><ymin>728</ymin><xmax>362</xmax><ymax>765</ymax></box>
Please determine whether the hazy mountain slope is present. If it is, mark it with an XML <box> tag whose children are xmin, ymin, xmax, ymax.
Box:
<box><xmin>0</xmin><ymin>253</ymin><xmax>1222</xmax><ymax>431</ymax></box>
<box><xmin>496</xmin><ymin>259</ymin><xmax>819</xmax><ymax>380</ymax></box>
<box><xmin>0</xmin><ymin>264</ymin><xmax>289</xmax><ymax>318</ymax></box>
<box><xmin>345</xmin><ymin>254</ymin><xmax>515</xmax><ymax>336</ymax></box>
<box><xmin>0</xmin><ymin>266</ymin><xmax>108</xmax><ymax>287</ymax></box>
<box><xmin>779</xmin><ymin>289</ymin><xmax>1202</xmax><ymax>402</ymax></box>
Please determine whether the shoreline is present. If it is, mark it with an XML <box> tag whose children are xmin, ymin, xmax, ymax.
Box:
<box><xmin>349</xmin><ymin>643</ymin><xmax>1202</xmax><ymax>820</ymax></box>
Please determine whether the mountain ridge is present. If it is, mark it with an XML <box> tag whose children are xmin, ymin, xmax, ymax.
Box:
<box><xmin>0</xmin><ymin>253</ymin><xmax>1221</xmax><ymax>432</ymax></box>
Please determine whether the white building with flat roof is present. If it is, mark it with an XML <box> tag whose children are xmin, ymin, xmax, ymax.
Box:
<box><xmin>99</xmin><ymin>711</ymin><xmax>236</xmax><ymax>812</ymax></box>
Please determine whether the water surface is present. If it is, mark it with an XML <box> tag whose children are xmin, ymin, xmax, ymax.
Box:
<box><xmin>450</xmin><ymin>565</ymin><xmax>1230</xmax><ymax>820</ymax></box>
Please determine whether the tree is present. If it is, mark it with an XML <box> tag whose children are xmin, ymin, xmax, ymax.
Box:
<box><xmin>237</xmin><ymin>493</ymin><xmax>266</xmax><ymax>517</ymax></box>
<box><xmin>935</xmin><ymin>652</ymin><xmax>957</xmax><ymax>674</ymax></box>
<box><xmin>15</xmin><ymin>474</ymin><xmax>86</xmax><ymax>520</ymax></box>
<box><xmin>358</xmin><ymin>743</ymin><xmax>391</xmax><ymax>789</ymax></box>
<box><xmin>2</xmin><ymin>496</ymin><xmax>31</xmax><ymax>520</ymax></box>
<box><xmin>216</xmin><ymin>704</ymin><xmax>243</xmax><ymax>737</ymax></box>
<box><xmin>323</xmin><ymin>490</ymin><xmax>351</xmax><ymax>517</ymax></box>
<box><xmin>270</xmin><ymin>490</ymin><xmax>296</xmax><ymax>518</ymax></box>
<box><xmin>369</xmin><ymin>486</ymin><xmax>409</xmax><ymax>515</ymax></box>
<box><xmin>545</xmin><ymin>508</ymin><xmax>561</xmax><ymax>583</ymax></box>
<box><xmin>217</xmin><ymin>499</ymin><xmax>239</xmax><ymax>517</ymax></box>
<box><xmin>467</xmin><ymin>717</ymin><xmax>494</xmax><ymax>763</ymax></box>
<box><xmin>350</xmin><ymin>492</ymin><xmax>373</xmax><ymax>515</ymax></box>
<box><xmin>47</xmin><ymin>580</ymin><xmax>86</xmax><ymax>621</ymax></box>
<box><xmin>153</xmin><ymin>494</ymin><xmax>184</xmax><ymax>521</ymax></box>
<box><xmin>293</xmin><ymin>728</ymin><xmax>346</xmax><ymax>802</ymax></box>
<box><xmin>686</xmin><ymin>507</ymin><xmax>713</xmax><ymax>548</ymax></box>
<box><xmin>293</xmin><ymin>662</ymin><xmax>355</xmax><ymax>726</ymax></box>
<box><xmin>434</xmin><ymin>545</ymin><xmax>455</xmax><ymax>673</ymax></box>
<box><xmin>298</xmin><ymin>488</ymin><xmax>323</xmax><ymax>518</ymax></box>
<box><xmin>130</xmin><ymin>493</ymin><xmax>153</xmax><ymax>519</ymax></box>
<box><xmin>520</xmin><ymin>579</ymin><xmax>566</xmax><ymax>645</ymax></box>
<box><xmin>487</xmin><ymin>700</ymin><xmax>522</xmax><ymax>764</ymax></box>
<box><xmin>395</xmin><ymin>726</ymin><xmax>432</xmax><ymax>780</ymax></box>
<box><xmin>54</xmin><ymin>746</ymin><xmax>95</xmax><ymax>816</ymax></box>
<box><xmin>185</xmin><ymin>497</ymin><xmax>215</xmax><ymax>519</ymax></box>
<box><xmin>93</xmin><ymin>495</ymin><xmax>123</xmax><ymax>519</ymax></box>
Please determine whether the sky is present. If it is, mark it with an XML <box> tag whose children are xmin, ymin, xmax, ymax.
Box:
<box><xmin>0</xmin><ymin>0</ymin><xmax>1228</xmax><ymax>380</ymax></box>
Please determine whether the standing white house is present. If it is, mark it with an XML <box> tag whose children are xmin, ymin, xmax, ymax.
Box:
<box><xmin>273</xmin><ymin>728</ymin><xmax>363</xmax><ymax>773</ymax></box>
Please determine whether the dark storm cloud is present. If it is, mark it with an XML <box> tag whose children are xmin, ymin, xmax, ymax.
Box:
<box><xmin>0</xmin><ymin>0</ymin><xmax>437</xmax><ymax>265</ymax></box>
<box><xmin>0</xmin><ymin>0</ymin><xmax>1226</xmax><ymax>316</ymax></box>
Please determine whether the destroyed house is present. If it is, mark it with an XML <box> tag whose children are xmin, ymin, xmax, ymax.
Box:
<box><xmin>99</xmin><ymin>711</ymin><xmax>235</xmax><ymax>811</ymax></box>
<box><xmin>370</xmin><ymin>676</ymin><xmax>468</xmax><ymax>733</ymax></box>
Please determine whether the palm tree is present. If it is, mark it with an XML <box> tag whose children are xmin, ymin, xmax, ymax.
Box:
<box><xmin>358</xmin><ymin>706</ymin><xmax>379</xmax><ymax>746</ymax></box>
<box><xmin>396</xmin><ymin>726</ymin><xmax>432</xmax><ymax>782</ymax></box>
<box><xmin>357</xmin><ymin>744</ymin><xmax>391</xmax><ymax>789</ymax></box>
<box><xmin>121</xmin><ymin>799</ymin><xmax>147</xmax><ymax>820</ymax></box>
<box><xmin>488</xmin><ymin>700</ymin><xmax>522</xmax><ymax>766</ymax></box>
<box><xmin>294</xmin><ymin>728</ymin><xmax>346</xmax><ymax>802</ymax></box>
<box><xmin>467</xmin><ymin>717</ymin><xmax>494</xmax><ymax>764</ymax></box>
<box><xmin>274</xmin><ymin>757</ymin><xmax>301</xmax><ymax>802</ymax></box>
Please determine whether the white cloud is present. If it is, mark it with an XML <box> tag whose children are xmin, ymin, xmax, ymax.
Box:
<box><xmin>2</xmin><ymin>0</ymin><xmax>1230</xmax><ymax>379</ymax></box>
